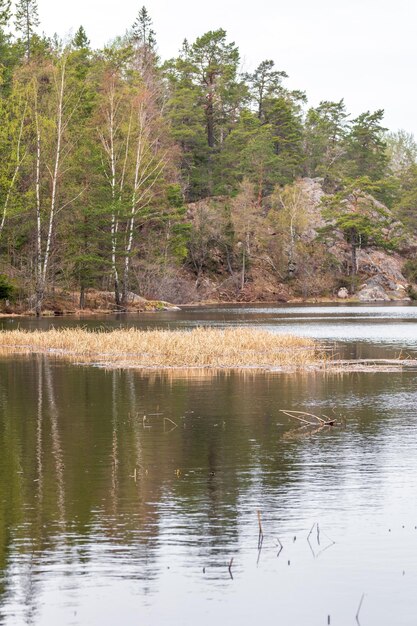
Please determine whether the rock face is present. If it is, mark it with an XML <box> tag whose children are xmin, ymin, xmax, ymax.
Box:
<box><xmin>297</xmin><ymin>178</ymin><xmax>411</xmax><ymax>302</ymax></box>
<box><xmin>357</xmin><ymin>280</ymin><xmax>391</xmax><ymax>302</ymax></box>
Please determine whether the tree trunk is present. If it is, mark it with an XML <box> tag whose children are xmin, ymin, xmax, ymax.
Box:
<box><xmin>206</xmin><ymin>88</ymin><xmax>215</xmax><ymax>148</ymax></box>
<box><xmin>241</xmin><ymin>246</ymin><xmax>246</xmax><ymax>290</ymax></box>
<box><xmin>350</xmin><ymin>242</ymin><xmax>357</xmax><ymax>294</ymax></box>
<box><xmin>79</xmin><ymin>284</ymin><xmax>85</xmax><ymax>310</ymax></box>
<box><xmin>34</xmin><ymin>91</ymin><xmax>43</xmax><ymax>317</ymax></box>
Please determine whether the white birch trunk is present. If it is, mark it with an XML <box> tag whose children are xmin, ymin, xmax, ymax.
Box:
<box><xmin>42</xmin><ymin>60</ymin><xmax>66</xmax><ymax>285</ymax></box>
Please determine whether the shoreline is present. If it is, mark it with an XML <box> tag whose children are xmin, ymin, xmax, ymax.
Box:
<box><xmin>1</xmin><ymin>296</ymin><xmax>415</xmax><ymax>318</ymax></box>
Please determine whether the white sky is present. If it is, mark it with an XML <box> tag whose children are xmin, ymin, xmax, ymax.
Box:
<box><xmin>37</xmin><ymin>0</ymin><xmax>417</xmax><ymax>135</ymax></box>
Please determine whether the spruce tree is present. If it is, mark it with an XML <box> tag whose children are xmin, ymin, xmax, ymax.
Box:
<box><xmin>15</xmin><ymin>0</ymin><xmax>39</xmax><ymax>58</ymax></box>
<box><xmin>131</xmin><ymin>6</ymin><xmax>156</xmax><ymax>50</ymax></box>
<box><xmin>73</xmin><ymin>25</ymin><xmax>90</xmax><ymax>50</ymax></box>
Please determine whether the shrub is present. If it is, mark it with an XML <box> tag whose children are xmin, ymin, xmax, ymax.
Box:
<box><xmin>403</xmin><ymin>259</ymin><xmax>417</xmax><ymax>284</ymax></box>
<box><xmin>0</xmin><ymin>275</ymin><xmax>15</xmax><ymax>301</ymax></box>
<box><xmin>407</xmin><ymin>285</ymin><xmax>417</xmax><ymax>300</ymax></box>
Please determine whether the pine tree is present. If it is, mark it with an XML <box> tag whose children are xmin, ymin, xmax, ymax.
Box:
<box><xmin>15</xmin><ymin>0</ymin><xmax>40</xmax><ymax>58</ymax></box>
<box><xmin>345</xmin><ymin>110</ymin><xmax>388</xmax><ymax>181</ymax></box>
<box><xmin>243</xmin><ymin>60</ymin><xmax>288</xmax><ymax>121</ymax></box>
<box><xmin>304</xmin><ymin>100</ymin><xmax>349</xmax><ymax>183</ymax></box>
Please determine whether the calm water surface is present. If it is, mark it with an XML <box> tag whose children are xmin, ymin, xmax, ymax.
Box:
<box><xmin>1</xmin><ymin>305</ymin><xmax>417</xmax><ymax>625</ymax></box>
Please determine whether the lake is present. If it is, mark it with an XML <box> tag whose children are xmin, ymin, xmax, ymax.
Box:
<box><xmin>1</xmin><ymin>304</ymin><xmax>417</xmax><ymax>625</ymax></box>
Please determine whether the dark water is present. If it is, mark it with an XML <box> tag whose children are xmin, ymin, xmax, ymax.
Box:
<box><xmin>1</xmin><ymin>305</ymin><xmax>417</xmax><ymax>625</ymax></box>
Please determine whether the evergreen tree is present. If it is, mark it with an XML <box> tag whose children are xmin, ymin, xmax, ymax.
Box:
<box><xmin>132</xmin><ymin>6</ymin><xmax>156</xmax><ymax>49</ymax></box>
<box><xmin>345</xmin><ymin>110</ymin><xmax>388</xmax><ymax>181</ymax></box>
<box><xmin>169</xmin><ymin>29</ymin><xmax>243</xmax><ymax>149</ymax></box>
<box><xmin>218</xmin><ymin>110</ymin><xmax>279</xmax><ymax>200</ymax></box>
<box><xmin>244</xmin><ymin>60</ymin><xmax>288</xmax><ymax>121</ymax></box>
<box><xmin>266</xmin><ymin>95</ymin><xmax>305</xmax><ymax>182</ymax></box>
<box><xmin>304</xmin><ymin>100</ymin><xmax>349</xmax><ymax>184</ymax></box>
<box><xmin>14</xmin><ymin>0</ymin><xmax>40</xmax><ymax>58</ymax></box>
<box><xmin>73</xmin><ymin>25</ymin><xmax>90</xmax><ymax>50</ymax></box>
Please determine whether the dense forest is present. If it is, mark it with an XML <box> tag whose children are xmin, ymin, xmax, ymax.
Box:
<box><xmin>0</xmin><ymin>1</ymin><xmax>417</xmax><ymax>314</ymax></box>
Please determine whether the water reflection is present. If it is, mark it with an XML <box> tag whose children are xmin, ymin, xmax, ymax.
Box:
<box><xmin>1</xmin><ymin>358</ymin><xmax>417</xmax><ymax>623</ymax></box>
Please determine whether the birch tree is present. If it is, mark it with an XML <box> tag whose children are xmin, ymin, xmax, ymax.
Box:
<box><xmin>17</xmin><ymin>54</ymin><xmax>83</xmax><ymax>315</ymax></box>
<box><xmin>97</xmin><ymin>55</ymin><xmax>132</xmax><ymax>306</ymax></box>
<box><xmin>0</xmin><ymin>90</ymin><xmax>28</xmax><ymax>240</ymax></box>
<box><xmin>97</xmin><ymin>46</ymin><xmax>168</xmax><ymax>308</ymax></box>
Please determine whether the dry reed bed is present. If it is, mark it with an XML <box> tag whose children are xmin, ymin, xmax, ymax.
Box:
<box><xmin>0</xmin><ymin>327</ymin><xmax>320</xmax><ymax>369</ymax></box>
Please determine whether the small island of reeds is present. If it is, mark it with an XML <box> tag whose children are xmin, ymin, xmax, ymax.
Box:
<box><xmin>0</xmin><ymin>327</ymin><xmax>320</xmax><ymax>370</ymax></box>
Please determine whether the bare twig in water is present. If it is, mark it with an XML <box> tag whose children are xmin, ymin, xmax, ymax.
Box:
<box><xmin>257</xmin><ymin>510</ymin><xmax>264</xmax><ymax>550</ymax></box>
<box><xmin>275</xmin><ymin>537</ymin><xmax>283</xmax><ymax>558</ymax></box>
<box><xmin>164</xmin><ymin>417</ymin><xmax>178</xmax><ymax>432</ymax></box>
<box><xmin>307</xmin><ymin>523</ymin><xmax>335</xmax><ymax>558</ymax></box>
<box><xmin>280</xmin><ymin>410</ymin><xmax>316</xmax><ymax>426</ymax></box>
<box><xmin>228</xmin><ymin>557</ymin><xmax>234</xmax><ymax>580</ymax></box>
<box><xmin>280</xmin><ymin>409</ymin><xmax>336</xmax><ymax>427</ymax></box>
<box><xmin>257</xmin><ymin>510</ymin><xmax>263</xmax><ymax>535</ymax></box>
<box><xmin>356</xmin><ymin>593</ymin><xmax>365</xmax><ymax>624</ymax></box>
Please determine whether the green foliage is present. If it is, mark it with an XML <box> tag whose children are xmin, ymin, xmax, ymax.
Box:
<box><xmin>72</xmin><ymin>26</ymin><xmax>90</xmax><ymax>50</ymax></box>
<box><xmin>160</xmin><ymin>184</ymin><xmax>191</xmax><ymax>263</ymax></box>
<box><xmin>345</xmin><ymin>110</ymin><xmax>388</xmax><ymax>181</ymax></box>
<box><xmin>386</xmin><ymin>130</ymin><xmax>417</xmax><ymax>176</ymax></box>
<box><xmin>131</xmin><ymin>6</ymin><xmax>156</xmax><ymax>50</ymax></box>
<box><xmin>164</xmin><ymin>29</ymin><xmax>244</xmax><ymax>151</ymax></box>
<box><xmin>403</xmin><ymin>259</ymin><xmax>417</xmax><ymax>283</ymax></box>
<box><xmin>243</xmin><ymin>59</ymin><xmax>288</xmax><ymax>120</ymax></box>
<box><xmin>393</xmin><ymin>164</ymin><xmax>417</xmax><ymax>231</ymax></box>
<box><xmin>322</xmin><ymin>177</ymin><xmax>394</xmax><ymax>244</ymax></box>
<box><xmin>304</xmin><ymin>99</ymin><xmax>349</xmax><ymax>184</ymax></box>
<box><xmin>407</xmin><ymin>285</ymin><xmax>417</xmax><ymax>300</ymax></box>
<box><xmin>0</xmin><ymin>16</ymin><xmax>414</xmax><ymax>307</ymax></box>
<box><xmin>321</xmin><ymin>177</ymin><xmax>397</xmax><ymax>287</ymax></box>
<box><xmin>14</xmin><ymin>0</ymin><xmax>40</xmax><ymax>58</ymax></box>
<box><xmin>0</xmin><ymin>274</ymin><xmax>14</xmax><ymax>300</ymax></box>
<box><xmin>0</xmin><ymin>0</ymin><xmax>11</xmax><ymax>27</ymax></box>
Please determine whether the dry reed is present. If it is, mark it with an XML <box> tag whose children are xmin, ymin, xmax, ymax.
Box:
<box><xmin>0</xmin><ymin>327</ymin><xmax>320</xmax><ymax>369</ymax></box>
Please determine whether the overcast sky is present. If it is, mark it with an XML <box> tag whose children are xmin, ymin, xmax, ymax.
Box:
<box><xmin>37</xmin><ymin>0</ymin><xmax>416</xmax><ymax>135</ymax></box>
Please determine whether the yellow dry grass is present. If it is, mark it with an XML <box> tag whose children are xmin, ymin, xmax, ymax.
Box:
<box><xmin>0</xmin><ymin>327</ymin><xmax>321</xmax><ymax>369</ymax></box>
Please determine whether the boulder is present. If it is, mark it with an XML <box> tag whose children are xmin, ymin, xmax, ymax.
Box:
<box><xmin>337</xmin><ymin>288</ymin><xmax>349</xmax><ymax>299</ymax></box>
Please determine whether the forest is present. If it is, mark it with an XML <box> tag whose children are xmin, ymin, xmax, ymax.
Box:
<box><xmin>1</xmin><ymin>1</ymin><xmax>417</xmax><ymax>314</ymax></box>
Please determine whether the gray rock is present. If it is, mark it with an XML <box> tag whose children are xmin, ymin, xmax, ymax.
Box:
<box><xmin>125</xmin><ymin>291</ymin><xmax>147</xmax><ymax>304</ymax></box>
<box><xmin>337</xmin><ymin>288</ymin><xmax>349</xmax><ymax>299</ymax></box>
<box><xmin>357</xmin><ymin>282</ymin><xmax>390</xmax><ymax>302</ymax></box>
